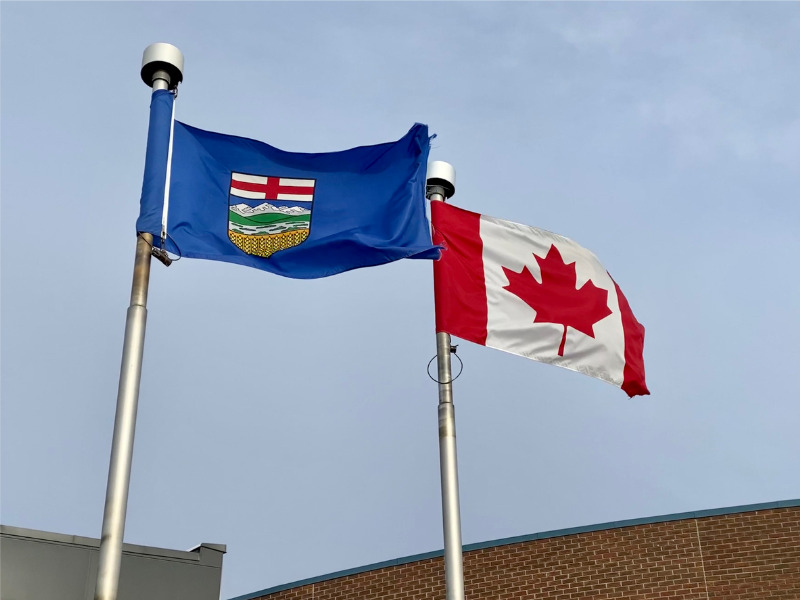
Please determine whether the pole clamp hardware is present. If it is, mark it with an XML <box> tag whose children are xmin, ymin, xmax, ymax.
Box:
<box><xmin>151</xmin><ymin>246</ymin><xmax>173</xmax><ymax>266</ymax></box>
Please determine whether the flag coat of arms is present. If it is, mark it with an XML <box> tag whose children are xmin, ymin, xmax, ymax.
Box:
<box><xmin>227</xmin><ymin>173</ymin><xmax>316</xmax><ymax>257</ymax></box>
<box><xmin>137</xmin><ymin>90</ymin><xmax>439</xmax><ymax>278</ymax></box>
<box><xmin>431</xmin><ymin>201</ymin><xmax>648</xmax><ymax>397</ymax></box>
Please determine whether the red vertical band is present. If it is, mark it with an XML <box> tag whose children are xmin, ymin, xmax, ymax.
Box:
<box><xmin>431</xmin><ymin>202</ymin><xmax>488</xmax><ymax>345</ymax></box>
<box><xmin>613</xmin><ymin>279</ymin><xmax>650</xmax><ymax>397</ymax></box>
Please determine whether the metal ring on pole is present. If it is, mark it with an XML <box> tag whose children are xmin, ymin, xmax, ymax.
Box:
<box><xmin>427</xmin><ymin>348</ymin><xmax>464</xmax><ymax>384</ymax></box>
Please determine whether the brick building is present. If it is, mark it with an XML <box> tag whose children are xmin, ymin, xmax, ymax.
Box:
<box><xmin>232</xmin><ymin>499</ymin><xmax>799</xmax><ymax>600</ymax></box>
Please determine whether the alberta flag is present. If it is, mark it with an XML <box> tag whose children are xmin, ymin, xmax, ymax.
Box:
<box><xmin>137</xmin><ymin>90</ymin><xmax>439</xmax><ymax>278</ymax></box>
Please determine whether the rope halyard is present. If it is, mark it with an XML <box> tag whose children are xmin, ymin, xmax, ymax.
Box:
<box><xmin>160</xmin><ymin>89</ymin><xmax>177</xmax><ymax>249</ymax></box>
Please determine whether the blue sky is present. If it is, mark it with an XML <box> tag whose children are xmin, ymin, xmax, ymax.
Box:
<box><xmin>2</xmin><ymin>3</ymin><xmax>799</xmax><ymax>599</ymax></box>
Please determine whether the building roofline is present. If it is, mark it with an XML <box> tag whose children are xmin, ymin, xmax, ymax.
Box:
<box><xmin>228</xmin><ymin>498</ymin><xmax>800</xmax><ymax>600</ymax></box>
<box><xmin>0</xmin><ymin>524</ymin><xmax>226</xmax><ymax>563</ymax></box>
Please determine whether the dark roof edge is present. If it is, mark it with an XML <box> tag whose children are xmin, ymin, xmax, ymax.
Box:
<box><xmin>0</xmin><ymin>524</ymin><xmax>205</xmax><ymax>563</ymax></box>
<box><xmin>228</xmin><ymin>498</ymin><xmax>800</xmax><ymax>600</ymax></box>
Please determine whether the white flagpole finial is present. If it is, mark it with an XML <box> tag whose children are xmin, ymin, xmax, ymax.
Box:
<box><xmin>426</xmin><ymin>161</ymin><xmax>456</xmax><ymax>200</ymax></box>
<box><xmin>141</xmin><ymin>43</ymin><xmax>184</xmax><ymax>89</ymax></box>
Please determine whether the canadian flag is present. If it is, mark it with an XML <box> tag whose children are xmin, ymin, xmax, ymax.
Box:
<box><xmin>431</xmin><ymin>201</ymin><xmax>648</xmax><ymax>397</ymax></box>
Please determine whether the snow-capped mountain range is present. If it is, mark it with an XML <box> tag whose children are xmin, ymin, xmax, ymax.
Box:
<box><xmin>230</xmin><ymin>202</ymin><xmax>310</xmax><ymax>217</ymax></box>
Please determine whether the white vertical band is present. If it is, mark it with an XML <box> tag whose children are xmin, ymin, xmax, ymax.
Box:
<box><xmin>480</xmin><ymin>214</ymin><xmax>627</xmax><ymax>387</ymax></box>
<box><xmin>160</xmin><ymin>93</ymin><xmax>177</xmax><ymax>243</ymax></box>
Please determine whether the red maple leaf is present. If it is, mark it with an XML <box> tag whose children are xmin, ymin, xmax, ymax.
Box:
<box><xmin>502</xmin><ymin>244</ymin><xmax>612</xmax><ymax>356</ymax></box>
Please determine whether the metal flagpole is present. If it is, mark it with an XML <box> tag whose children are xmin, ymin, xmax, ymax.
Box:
<box><xmin>426</xmin><ymin>161</ymin><xmax>465</xmax><ymax>600</ymax></box>
<box><xmin>93</xmin><ymin>43</ymin><xmax>184</xmax><ymax>600</ymax></box>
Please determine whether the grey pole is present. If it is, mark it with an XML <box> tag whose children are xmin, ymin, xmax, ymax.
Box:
<box><xmin>94</xmin><ymin>43</ymin><xmax>184</xmax><ymax>600</ymax></box>
<box><xmin>427</xmin><ymin>162</ymin><xmax>464</xmax><ymax>600</ymax></box>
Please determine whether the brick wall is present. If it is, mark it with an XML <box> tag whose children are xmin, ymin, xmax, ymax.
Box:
<box><xmin>239</xmin><ymin>503</ymin><xmax>799</xmax><ymax>600</ymax></box>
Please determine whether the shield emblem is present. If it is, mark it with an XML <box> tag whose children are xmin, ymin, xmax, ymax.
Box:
<box><xmin>228</xmin><ymin>172</ymin><xmax>315</xmax><ymax>258</ymax></box>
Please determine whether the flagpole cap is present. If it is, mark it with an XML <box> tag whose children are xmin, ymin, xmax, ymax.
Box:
<box><xmin>426</xmin><ymin>161</ymin><xmax>456</xmax><ymax>199</ymax></box>
<box><xmin>141</xmin><ymin>43</ymin><xmax>184</xmax><ymax>89</ymax></box>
